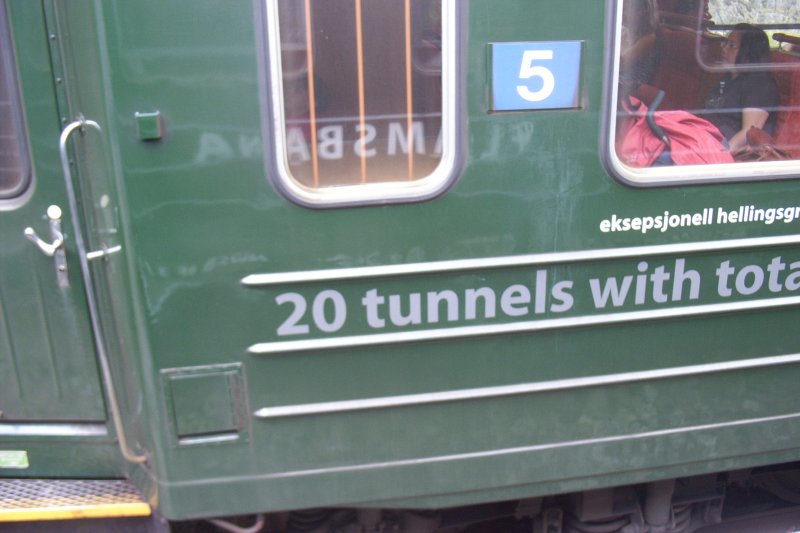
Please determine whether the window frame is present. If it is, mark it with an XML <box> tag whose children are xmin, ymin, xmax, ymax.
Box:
<box><xmin>603</xmin><ymin>0</ymin><xmax>800</xmax><ymax>187</ymax></box>
<box><xmin>0</xmin><ymin>0</ymin><xmax>33</xmax><ymax>203</ymax></box>
<box><xmin>261</xmin><ymin>0</ymin><xmax>461</xmax><ymax>208</ymax></box>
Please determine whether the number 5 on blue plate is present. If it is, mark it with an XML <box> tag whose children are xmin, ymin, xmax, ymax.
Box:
<box><xmin>490</xmin><ymin>41</ymin><xmax>582</xmax><ymax>111</ymax></box>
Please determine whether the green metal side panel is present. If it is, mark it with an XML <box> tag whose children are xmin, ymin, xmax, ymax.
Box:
<box><xmin>46</xmin><ymin>0</ymin><xmax>800</xmax><ymax>520</ymax></box>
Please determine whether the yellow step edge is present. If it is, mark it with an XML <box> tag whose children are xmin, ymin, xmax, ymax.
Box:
<box><xmin>0</xmin><ymin>502</ymin><xmax>152</xmax><ymax>522</ymax></box>
<box><xmin>0</xmin><ymin>479</ymin><xmax>151</xmax><ymax>523</ymax></box>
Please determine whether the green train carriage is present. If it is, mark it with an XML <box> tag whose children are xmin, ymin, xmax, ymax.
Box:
<box><xmin>2</xmin><ymin>0</ymin><xmax>800</xmax><ymax>531</ymax></box>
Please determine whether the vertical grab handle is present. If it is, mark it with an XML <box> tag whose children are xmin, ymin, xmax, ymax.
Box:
<box><xmin>60</xmin><ymin>117</ymin><xmax>148</xmax><ymax>465</ymax></box>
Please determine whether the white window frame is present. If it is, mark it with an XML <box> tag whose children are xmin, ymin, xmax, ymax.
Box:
<box><xmin>605</xmin><ymin>0</ymin><xmax>800</xmax><ymax>187</ymax></box>
<box><xmin>263</xmin><ymin>0</ymin><xmax>459</xmax><ymax>207</ymax></box>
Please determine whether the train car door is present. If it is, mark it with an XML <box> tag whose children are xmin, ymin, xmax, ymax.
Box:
<box><xmin>0</xmin><ymin>1</ymin><xmax>105</xmax><ymax>422</ymax></box>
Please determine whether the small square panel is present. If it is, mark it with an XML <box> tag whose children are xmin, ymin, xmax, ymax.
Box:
<box><xmin>135</xmin><ymin>111</ymin><xmax>163</xmax><ymax>141</ymax></box>
<box><xmin>162</xmin><ymin>364</ymin><xmax>248</xmax><ymax>444</ymax></box>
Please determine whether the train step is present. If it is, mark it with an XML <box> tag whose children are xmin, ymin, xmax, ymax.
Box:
<box><xmin>0</xmin><ymin>479</ymin><xmax>150</xmax><ymax>523</ymax></box>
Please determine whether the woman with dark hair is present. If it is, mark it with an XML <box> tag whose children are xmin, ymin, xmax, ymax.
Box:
<box><xmin>703</xmin><ymin>23</ymin><xmax>779</xmax><ymax>151</ymax></box>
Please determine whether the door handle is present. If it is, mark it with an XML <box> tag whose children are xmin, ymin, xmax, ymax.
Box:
<box><xmin>60</xmin><ymin>117</ymin><xmax>147</xmax><ymax>465</ymax></box>
<box><xmin>23</xmin><ymin>204</ymin><xmax>69</xmax><ymax>288</ymax></box>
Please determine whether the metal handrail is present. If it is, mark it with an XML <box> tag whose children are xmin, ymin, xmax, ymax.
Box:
<box><xmin>59</xmin><ymin>117</ymin><xmax>147</xmax><ymax>465</ymax></box>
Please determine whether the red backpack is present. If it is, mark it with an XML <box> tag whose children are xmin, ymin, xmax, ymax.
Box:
<box><xmin>617</xmin><ymin>95</ymin><xmax>734</xmax><ymax>167</ymax></box>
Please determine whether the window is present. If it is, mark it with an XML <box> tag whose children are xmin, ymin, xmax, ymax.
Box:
<box><xmin>708</xmin><ymin>0</ymin><xmax>800</xmax><ymax>28</ymax></box>
<box><xmin>264</xmin><ymin>0</ymin><xmax>457</xmax><ymax>206</ymax></box>
<box><xmin>0</xmin><ymin>2</ymin><xmax>31</xmax><ymax>199</ymax></box>
<box><xmin>607</xmin><ymin>0</ymin><xmax>800</xmax><ymax>185</ymax></box>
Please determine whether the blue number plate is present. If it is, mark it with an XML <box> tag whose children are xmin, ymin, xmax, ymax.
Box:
<box><xmin>490</xmin><ymin>41</ymin><xmax>583</xmax><ymax>111</ymax></box>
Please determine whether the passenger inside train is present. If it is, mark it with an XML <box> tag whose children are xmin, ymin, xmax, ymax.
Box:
<box><xmin>614</xmin><ymin>0</ymin><xmax>800</xmax><ymax>171</ymax></box>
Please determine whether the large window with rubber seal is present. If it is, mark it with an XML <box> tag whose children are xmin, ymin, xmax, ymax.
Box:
<box><xmin>607</xmin><ymin>0</ymin><xmax>800</xmax><ymax>185</ymax></box>
<box><xmin>263</xmin><ymin>0</ymin><xmax>457</xmax><ymax>207</ymax></box>
<box><xmin>0</xmin><ymin>2</ymin><xmax>31</xmax><ymax>200</ymax></box>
